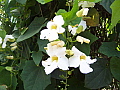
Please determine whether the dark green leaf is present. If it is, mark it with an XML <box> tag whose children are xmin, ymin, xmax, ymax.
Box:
<box><xmin>68</xmin><ymin>77</ymin><xmax>90</xmax><ymax>90</ymax></box>
<box><xmin>10</xmin><ymin>75</ymin><xmax>18</xmax><ymax>90</ymax></box>
<box><xmin>110</xmin><ymin>57</ymin><xmax>120</xmax><ymax>81</ymax></box>
<box><xmin>0</xmin><ymin>70</ymin><xmax>11</xmax><ymax>86</ymax></box>
<box><xmin>21</xmin><ymin>61</ymin><xmax>51</xmax><ymax>90</ymax></box>
<box><xmin>100</xmin><ymin>0</ymin><xmax>114</xmax><ymax>13</ymax></box>
<box><xmin>17</xmin><ymin>17</ymin><xmax>45</xmax><ymax>42</ymax></box>
<box><xmin>16</xmin><ymin>0</ymin><xmax>27</xmax><ymax>4</ymax></box>
<box><xmin>37</xmin><ymin>39</ymin><xmax>49</xmax><ymax>53</ymax></box>
<box><xmin>85</xmin><ymin>58</ymin><xmax>112</xmax><ymax>89</ymax></box>
<box><xmin>32</xmin><ymin>51</ymin><xmax>43</xmax><ymax>66</ymax></box>
<box><xmin>98</xmin><ymin>42</ymin><xmax>120</xmax><ymax>57</ymax></box>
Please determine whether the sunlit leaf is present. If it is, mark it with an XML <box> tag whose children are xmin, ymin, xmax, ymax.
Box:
<box><xmin>86</xmin><ymin>8</ymin><xmax>99</xmax><ymax>27</ymax></box>
<box><xmin>21</xmin><ymin>61</ymin><xmax>51</xmax><ymax>90</ymax></box>
<box><xmin>110</xmin><ymin>57</ymin><xmax>120</xmax><ymax>81</ymax></box>
<box><xmin>57</xmin><ymin>0</ymin><xmax>79</xmax><ymax>26</ymax></box>
<box><xmin>85</xmin><ymin>58</ymin><xmax>112</xmax><ymax>89</ymax></box>
<box><xmin>109</xmin><ymin>0</ymin><xmax>120</xmax><ymax>29</ymax></box>
<box><xmin>98</xmin><ymin>42</ymin><xmax>120</xmax><ymax>57</ymax></box>
<box><xmin>0</xmin><ymin>30</ymin><xmax>6</xmax><ymax>39</ymax></box>
<box><xmin>36</xmin><ymin>0</ymin><xmax>53</xmax><ymax>4</ymax></box>
<box><xmin>32</xmin><ymin>51</ymin><xmax>43</xmax><ymax>66</ymax></box>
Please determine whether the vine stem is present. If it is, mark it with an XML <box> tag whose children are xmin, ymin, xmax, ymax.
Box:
<box><xmin>65</xmin><ymin>71</ymin><xmax>68</xmax><ymax>90</ymax></box>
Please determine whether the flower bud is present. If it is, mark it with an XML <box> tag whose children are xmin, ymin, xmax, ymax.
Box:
<box><xmin>6</xmin><ymin>56</ymin><xmax>14</xmax><ymax>59</ymax></box>
<box><xmin>10</xmin><ymin>42</ymin><xmax>17</xmax><ymax>46</ymax></box>
<box><xmin>76</xmin><ymin>9</ymin><xmax>84</xmax><ymax>17</ymax></box>
<box><xmin>50</xmin><ymin>41</ymin><xmax>65</xmax><ymax>47</ymax></box>
<box><xmin>76</xmin><ymin>25</ymin><xmax>83</xmax><ymax>34</ymax></box>
<box><xmin>76</xmin><ymin>36</ymin><xmax>90</xmax><ymax>44</ymax></box>
<box><xmin>8</xmin><ymin>38</ymin><xmax>15</xmax><ymax>42</ymax></box>
<box><xmin>11</xmin><ymin>46</ymin><xmax>17</xmax><ymax>51</ymax></box>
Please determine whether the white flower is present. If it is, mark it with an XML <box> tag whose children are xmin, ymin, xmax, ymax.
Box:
<box><xmin>69</xmin><ymin>46</ymin><xmax>96</xmax><ymax>74</ymax></box>
<box><xmin>76</xmin><ymin>36</ymin><xmax>90</xmax><ymax>44</ymax></box>
<box><xmin>0</xmin><ymin>37</ymin><xmax>2</xmax><ymax>44</ymax></box>
<box><xmin>2</xmin><ymin>35</ymin><xmax>15</xmax><ymax>48</ymax></box>
<box><xmin>42</xmin><ymin>43</ymin><xmax>69</xmax><ymax>74</ymax></box>
<box><xmin>40</xmin><ymin>15</ymin><xmax>65</xmax><ymax>41</ymax></box>
<box><xmin>78</xmin><ymin>1</ymin><xmax>95</xmax><ymax>8</ymax></box>
<box><xmin>68</xmin><ymin>25</ymin><xmax>77</xmax><ymax>35</ymax></box>
<box><xmin>78</xmin><ymin>20</ymin><xmax>87</xmax><ymax>31</ymax></box>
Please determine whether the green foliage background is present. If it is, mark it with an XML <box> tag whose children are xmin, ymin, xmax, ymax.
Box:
<box><xmin>0</xmin><ymin>0</ymin><xmax>120</xmax><ymax>90</ymax></box>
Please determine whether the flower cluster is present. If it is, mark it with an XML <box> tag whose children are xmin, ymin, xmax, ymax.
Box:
<box><xmin>40</xmin><ymin>1</ymin><xmax>97</xmax><ymax>75</ymax></box>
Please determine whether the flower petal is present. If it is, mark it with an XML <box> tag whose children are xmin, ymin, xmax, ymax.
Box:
<box><xmin>40</xmin><ymin>29</ymin><xmax>50</xmax><ymax>39</ymax></box>
<box><xmin>79</xmin><ymin>60</ymin><xmax>93</xmax><ymax>74</ymax></box>
<box><xmin>57</xmin><ymin>56</ymin><xmax>69</xmax><ymax>70</ymax></box>
<box><xmin>44</xmin><ymin>61</ymin><xmax>58</xmax><ymax>74</ymax></box>
<box><xmin>72</xmin><ymin>46</ymin><xmax>83</xmax><ymax>56</ymax></box>
<box><xmin>79</xmin><ymin>20</ymin><xmax>87</xmax><ymax>31</ymax></box>
<box><xmin>0</xmin><ymin>37</ymin><xmax>2</xmax><ymax>44</ymax></box>
<box><xmin>53</xmin><ymin>15</ymin><xmax>64</xmax><ymax>26</ymax></box>
<box><xmin>48</xmin><ymin>30</ymin><xmax>58</xmax><ymax>41</ymax></box>
<box><xmin>69</xmin><ymin>56</ymin><xmax>80</xmax><ymax>68</ymax></box>
<box><xmin>57</xmin><ymin>27</ymin><xmax>65</xmax><ymax>34</ymax></box>
<box><xmin>86</xmin><ymin>56</ymin><xmax>97</xmax><ymax>64</ymax></box>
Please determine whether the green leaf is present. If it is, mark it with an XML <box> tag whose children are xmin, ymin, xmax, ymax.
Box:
<box><xmin>109</xmin><ymin>0</ymin><xmax>120</xmax><ymax>29</ymax></box>
<box><xmin>57</xmin><ymin>0</ymin><xmax>79</xmax><ymax>26</ymax></box>
<box><xmin>37</xmin><ymin>39</ymin><xmax>49</xmax><ymax>53</ymax></box>
<box><xmin>98</xmin><ymin>42</ymin><xmax>120</xmax><ymax>57</ymax></box>
<box><xmin>32</xmin><ymin>51</ymin><xmax>43</xmax><ymax>66</ymax></box>
<box><xmin>0</xmin><ymin>66</ymin><xmax>5</xmax><ymax>72</ymax></box>
<box><xmin>10</xmin><ymin>75</ymin><xmax>18</xmax><ymax>90</ymax></box>
<box><xmin>110</xmin><ymin>57</ymin><xmax>120</xmax><ymax>81</ymax></box>
<box><xmin>21</xmin><ymin>61</ymin><xmax>51</xmax><ymax>90</ymax></box>
<box><xmin>0</xmin><ymin>70</ymin><xmax>11</xmax><ymax>86</ymax></box>
<box><xmin>17</xmin><ymin>17</ymin><xmax>45</xmax><ymax>42</ymax></box>
<box><xmin>36</xmin><ymin>0</ymin><xmax>53</xmax><ymax>4</ymax></box>
<box><xmin>16</xmin><ymin>0</ymin><xmax>27</xmax><ymax>4</ymax></box>
<box><xmin>85</xmin><ymin>58</ymin><xmax>112</xmax><ymax>89</ymax></box>
<box><xmin>0</xmin><ymin>30</ymin><xmax>6</xmax><ymax>39</ymax></box>
<box><xmin>75</xmin><ymin>43</ymin><xmax>90</xmax><ymax>55</ymax></box>
<box><xmin>100</xmin><ymin>0</ymin><xmax>114</xmax><ymax>14</ymax></box>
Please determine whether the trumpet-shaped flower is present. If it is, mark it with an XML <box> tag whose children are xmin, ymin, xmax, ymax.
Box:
<box><xmin>2</xmin><ymin>35</ymin><xmax>15</xmax><ymax>48</ymax></box>
<box><xmin>69</xmin><ymin>46</ymin><xmax>96</xmax><ymax>74</ymax></box>
<box><xmin>40</xmin><ymin>15</ymin><xmax>65</xmax><ymax>41</ymax></box>
<box><xmin>42</xmin><ymin>43</ymin><xmax>69</xmax><ymax>74</ymax></box>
